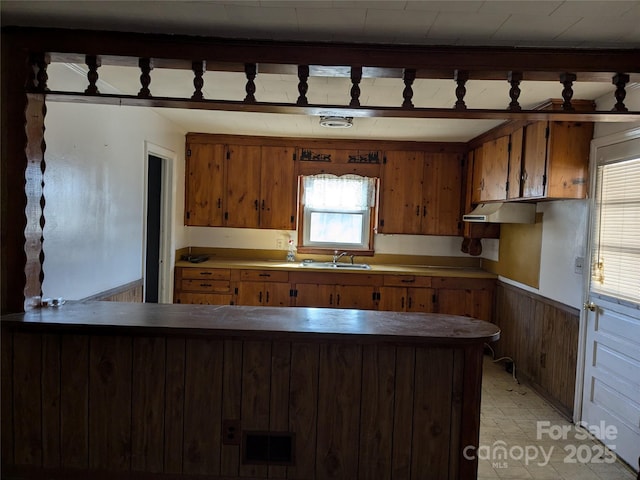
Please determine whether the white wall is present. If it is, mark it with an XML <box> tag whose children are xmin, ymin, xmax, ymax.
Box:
<box><xmin>497</xmin><ymin>85</ymin><xmax>640</xmax><ymax>309</ymax></box>
<box><xmin>42</xmin><ymin>102</ymin><xmax>186</xmax><ymax>300</ymax></box>
<box><xmin>187</xmin><ymin>226</ymin><xmax>469</xmax><ymax>259</ymax></box>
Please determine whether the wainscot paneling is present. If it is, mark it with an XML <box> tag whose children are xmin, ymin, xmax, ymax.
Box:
<box><xmin>1</xmin><ymin>329</ymin><xmax>483</xmax><ymax>480</ymax></box>
<box><xmin>493</xmin><ymin>281</ymin><xmax>580</xmax><ymax>417</ymax></box>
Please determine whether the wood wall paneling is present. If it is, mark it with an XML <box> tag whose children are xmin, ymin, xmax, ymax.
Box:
<box><xmin>88</xmin><ymin>335</ymin><xmax>132</xmax><ymax>471</ymax></box>
<box><xmin>221</xmin><ymin>339</ymin><xmax>242</xmax><ymax>476</ymax></box>
<box><xmin>359</xmin><ymin>344</ymin><xmax>395</xmax><ymax>479</ymax></box>
<box><xmin>269</xmin><ymin>341</ymin><xmax>291</xmax><ymax>478</ymax></box>
<box><xmin>131</xmin><ymin>336</ymin><xmax>166</xmax><ymax>473</ymax></box>
<box><xmin>316</xmin><ymin>343</ymin><xmax>362</xmax><ymax>479</ymax></box>
<box><xmin>1</xmin><ymin>330</ymin><xmax>14</xmax><ymax>464</ymax></box>
<box><xmin>60</xmin><ymin>335</ymin><xmax>89</xmax><ymax>468</ymax></box>
<box><xmin>183</xmin><ymin>338</ymin><xmax>223</xmax><ymax>475</ymax></box>
<box><xmin>42</xmin><ymin>334</ymin><xmax>61</xmax><ymax>468</ymax></box>
<box><xmin>411</xmin><ymin>348</ymin><xmax>453</xmax><ymax>480</ymax></box>
<box><xmin>494</xmin><ymin>282</ymin><xmax>580</xmax><ymax>417</ymax></box>
<box><xmin>163</xmin><ymin>338</ymin><xmax>186</xmax><ymax>474</ymax></box>
<box><xmin>239</xmin><ymin>340</ymin><xmax>272</xmax><ymax>477</ymax></box>
<box><xmin>1</xmin><ymin>329</ymin><xmax>488</xmax><ymax>479</ymax></box>
<box><xmin>13</xmin><ymin>332</ymin><xmax>43</xmax><ymax>466</ymax></box>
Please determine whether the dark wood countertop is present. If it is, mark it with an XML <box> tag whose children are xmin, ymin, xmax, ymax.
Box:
<box><xmin>1</xmin><ymin>301</ymin><xmax>500</xmax><ymax>345</ymax></box>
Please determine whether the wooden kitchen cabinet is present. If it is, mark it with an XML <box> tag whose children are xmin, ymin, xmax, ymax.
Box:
<box><xmin>432</xmin><ymin>277</ymin><xmax>495</xmax><ymax>322</ymax></box>
<box><xmin>379</xmin><ymin>151</ymin><xmax>463</xmax><ymax>235</ymax></box>
<box><xmin>521</xmin><ymin>121</ymin><xmax>593</xmax><ymax>199</ymax></box>
<box><xmin>473</xmin><ymin>135</ymin><xmax>510</xmax><ymax>202</ymax></box>
<box><xmin>291</xmin><ymin>271</ymin><xmax>381</xmax><ymax>310</ymax></box>
<box><xmin>184</xmin><ymin>143</ymin><xmax>226</xmax><ymax>226</ymax></box>
<box><xmin>234</xmin><ymin>269</ymin><xmax>292</xmax><ymax>307</ymax></box>
<box><xmin>185</xmin><ymin>138</ymin><xmax>297</xmax><ymax>229</ymax></box>
<box><xmin>378</xmin><ymin>275</ymin><xmax>435</xmax><ymax>312</ymax></box>
<box><xmin>174</xmin><ymin>267</ymin><xmax>234</xmax><ymax>305</ymax></box>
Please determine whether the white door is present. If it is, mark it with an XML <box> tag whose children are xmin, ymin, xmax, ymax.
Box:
<box><xmin>582</xmin><ymin>133</ymin><xmax>640</xmax><ymax>471</ymax></box>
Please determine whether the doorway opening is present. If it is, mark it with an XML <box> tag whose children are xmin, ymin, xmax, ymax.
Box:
<box><xmin>143</xmin><ymin>142</ymin><xmax>175</xmax><ymax>304</ymax></box>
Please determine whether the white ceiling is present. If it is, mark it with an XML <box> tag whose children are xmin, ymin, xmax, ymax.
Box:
<box><xmin>3</xmin><ymin>1</ymin><xmax>640</xmax><ymax>142</ymax></box>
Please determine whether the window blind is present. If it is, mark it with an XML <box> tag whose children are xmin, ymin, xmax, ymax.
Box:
<box><xmin>591</xmin><ymin>156</ymin><xmax>640</xmax><ymax>304</ymax></box>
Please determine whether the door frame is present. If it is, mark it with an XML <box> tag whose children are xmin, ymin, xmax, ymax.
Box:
<box><xmin>142</xmin><ymin>141</ymin><xmax>176</xmax><ymax>304</ymax></box>
<box><xmin>574</xmin><ymin>125</ymin><xmax>640</xmax><ymax>423</ymax></box>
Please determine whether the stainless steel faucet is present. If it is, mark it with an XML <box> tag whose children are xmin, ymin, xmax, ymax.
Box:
<box><xmin>333</xmin><ymin>250</ymin><xmax>349</xmax><ymax>264</ymax></box>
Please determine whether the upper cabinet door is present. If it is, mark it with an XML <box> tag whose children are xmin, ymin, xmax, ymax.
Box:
<box><xmin>185</xmin><ymin>143</ymin><xmax>226</xmax><ymax>226</ymax></box>
<box><xmin>422</xmin><ymin>153</ymin><xmax>462</xmax><ymax>236</ymax></box>
<box><xmin>260</xmin><ymin>146</ymin><xmax>297</xmax><ymax>230</ymax></box>
<box><xmin>546</xmin><ymin>121</ymin><xmax>593</xmax><ymax>199</ymax></box>
<box><xmin>479</xmin><ymin>135</ymin><xmax>510</xmax><ymax>201</ymax></box>
<box><xmin>522</xmin><ymin>121</ymin><xmax>548</xmax><ymax>198</ymax></box>
<box><xmin>507</xmin><ymin>128</ymin><xmax>524</xmax><ymax>199</ymax></box>
<box><xmin>379</xmin><ymin>150</ymin><xmax>425</xmax><ymax>234</ymax></box>
<box><xmin>226</xmin><ymin>144</ymin><xmax>262</xmax><ymax>228</ymax></box>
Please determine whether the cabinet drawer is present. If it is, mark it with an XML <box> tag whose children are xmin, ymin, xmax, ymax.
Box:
<box><xmin>181</xmin><ymin>279</ymin><xmax>231</xmax><ymax>293</ymax></box>
<box><xmin>180</xmin><ymin>268</ymin><xmax>231</xmax><ymax>280</ymax></box>
<box><xmin>240</xmin><ymin>270</ymin><xmax>289</xmax><ymax>282</ymax></box>
<box><xmin>383</xmin><ymin>275</ymin><xmax>432</xmax><ymax>287</ymax></box>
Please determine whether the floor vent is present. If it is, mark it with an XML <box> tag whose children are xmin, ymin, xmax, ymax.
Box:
<box><xmin>242</xmin><ymin>432</ymin><xmax>295</xmax><ymax>465</ymax></box>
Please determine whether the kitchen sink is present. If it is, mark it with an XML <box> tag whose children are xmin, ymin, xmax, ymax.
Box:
<box><xmin>300</xmin><ymin>261</ymin><xmax>371</xmax><ymax>270</ymax></box>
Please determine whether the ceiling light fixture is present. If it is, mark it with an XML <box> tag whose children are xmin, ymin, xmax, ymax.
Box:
<box><xmin>319</xmin><ymin>116</ymin><xmax>353</xmax><ymax>128</ymax></box>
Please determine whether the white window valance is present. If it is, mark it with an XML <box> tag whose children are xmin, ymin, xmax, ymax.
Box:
<box><xmin>302</xmin><ymin>174</ymin><xmax>376</xmax><ymax>210</ymax></box>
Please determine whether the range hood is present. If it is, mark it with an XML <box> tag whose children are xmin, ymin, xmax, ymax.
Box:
<box><xmin>463</xmin><ymin>202</ymin><xmax>536</xmax><ymax>223</ymax></box>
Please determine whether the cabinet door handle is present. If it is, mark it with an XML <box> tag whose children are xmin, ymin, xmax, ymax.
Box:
<box><xmin>401</xmin><ymin>278</ymin><xmax>415</xmax><ymax>283</ymax></box>
<box><xmin>259</xmin><ymin>291</ymin><xmax>263</xmax><ymax>303</ymax></box>
<box><xmin>258</xmin><ymin>273</ymin><xmax>271</xmax><ymax>277</ymax></box>
<box><xmin>522</xmin><ymin>170</ymin><xmax>528</xmax><ymax>182</ymax></box>
<box><xmin>416</xmin><ymin>206</ymin><xmax>420</xmax><ymax>216</ymax></box>
<box><xmin>261</xmin><ymin>199</ymin><xmax>265</xmax><ymax>210</ymax></box>
<box><xmin>480</xmin><ymin>178</ymin><xmax>485</xmax><ymax>190</ymax></box>
<box><xmin>423</xmin><ymin>205</ymin><xmax>427</xmax><ymax>217</ymax></box>
<box><xmin>217</xmin><ymin>198</ymin><xmax>221</xmax><ymax>209</ymax></box>
<box><xmin>254</xmin><ymin>199</ymin><xmax>259</xmax><ymax>211</ymax></box>
<box><xmin>199</xmin><ymin>283</ymin><xmax>212</xmax><ymax>287</ymax></box>
<box><xmin>336</xmin><ymin>294</ymin><xmax>340</xmax><ymax>306</ymax></box>
<box><xmin>408</xmin><ymin>297</ymin><xmax>412</xmax><ymax>309</ymax></box>
<box><xmin>265</xmin><ymin>291</ymin><xmax>270</xmax><ymax>303</ymax></box>
<box><xmin>199</xmin><ymin>272</ymin><xmax>213</xmax><ymax>276</ymax></box>
<box><xmin>401</xmin><ymin>297</ymin><xmax>405</xmax><ymax>309</ymax></box>
<box><xmin>329</xmin><ymin>294</ymin><xmax>333</xmax><ymax>305</ymax></box>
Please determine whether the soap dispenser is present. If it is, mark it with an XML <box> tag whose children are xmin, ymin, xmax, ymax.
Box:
<box><xmin>286</xmin><ymin>239</ymin><xmax>296</xmax><ymax>262</ymax></box>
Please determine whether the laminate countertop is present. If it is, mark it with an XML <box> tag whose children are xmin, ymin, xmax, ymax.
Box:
<box><xmin>175</xmin><ymin>258</ymin><xmax>497</xmax><ymax>279</ymax></box>
<box><xmin>1</xmin><ymin>301</ymin><xmax>500</xmax><ymax>346</ymax></box>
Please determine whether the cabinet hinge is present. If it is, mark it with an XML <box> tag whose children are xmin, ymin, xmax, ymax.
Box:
<box><xmin>542</xmin><ymin>174</ymin><xmax>547</xmax><ymax>187</ymax></box>
<box><xmin>187</xmin><ymin>148</ymin><xmax>191</xmax><ymax>157</ymax></box>
<box><xmin>226</xmin><ymin>150</ymin><xmax>231</xmax><ymax>160</ymax></box>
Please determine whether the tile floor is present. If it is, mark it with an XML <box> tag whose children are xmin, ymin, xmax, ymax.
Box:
<box><xmin>478</xmin><ymin>356</ymin><xmax>637</xmax><ymax>480</ymax></box>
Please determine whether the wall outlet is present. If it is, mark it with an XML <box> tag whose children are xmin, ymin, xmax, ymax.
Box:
<box><xmin>574</xmin><ymin>256</ymin><xmax>584</xmax><ymax>274</ymax></box>
<box><xmin>276</xmin><ymin>239</ymin><xmax>283</xmax><ymax>249</ymax></box>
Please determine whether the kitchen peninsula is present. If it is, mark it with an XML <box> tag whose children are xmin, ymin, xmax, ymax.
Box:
<box><xmin>1</xmin><ymin>301</ymin><xmax>499</xmax><ymax>480</ymax></box>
